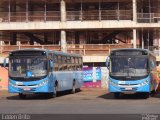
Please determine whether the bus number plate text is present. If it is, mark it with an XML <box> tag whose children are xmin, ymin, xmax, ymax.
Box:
<box><xmin>125</xmin><ymin>87</ymin><xmax>132</xmax><ymax>90</ymax></box>
<box><xmin>23</xmin><ymin>88</ymin><xmax>31</xmax><ymax>91</ymax></box>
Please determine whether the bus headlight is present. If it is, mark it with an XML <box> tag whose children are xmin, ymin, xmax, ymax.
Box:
<box><xmin>110</xmin><ymin>81</ymin><xmax>118</xmax><ymax>86</ymax></box>
<box><xmin>9</xmin><ymin>81</ymin><xmax>17</xmax><ymax>87</ymax></box>
<box><xmin>37</xmin><ymin>80</ymin><xmax>48</xmax><ymax>87</ymax></box>
<box><xmin>139</xmin><ymin>80</ymin><xmax>149</xmax><ymax>86</ymax></box>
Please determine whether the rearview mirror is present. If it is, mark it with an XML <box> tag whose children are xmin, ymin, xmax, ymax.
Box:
<box><xmin>106</xmin><ymin>57</ymin><xmax>110</xmax><ymax>69</ymax></box>
<box><xmin>3</xmin><ymin>58</ymin><xmax>7</xmax><ymax>67</ymax></box>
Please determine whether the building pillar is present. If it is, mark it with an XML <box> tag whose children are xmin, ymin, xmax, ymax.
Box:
<box><xmin>142</xmin><ymin>36</ymin><xmax>144</xmax><ymax>49</ymax></box>
<box><xmin>133</xmin><ymin>29</ymin><xmax>137</xmax><ymax>48</ymax></box>
<box><xmin>17</xmin><ymin>41</ymin><xmax>21</xmax><ymax>50</ymax></box>
<box><xmin>132</xmin><ymin>0</ymin><xmax>137</xmax><ymax>22</ymax></box>
<box><xmin>26</xmin><ymin>0</ymin><xmax>29</xmax><ymax>22</ymax></box>
<box><xmin>60</xmin><ymin>0</ymin><xmax>66</xmax><ymax>22</ymax></box>
<box><xmin>60</xmin><ymin>0</ymin><xmax>67</xmax><ymax>52</ymax></box>
<box><xmin>8</xmin><ymin>0</ymin><xmax>11</xmax><ymax>22</ymax></box>
<box><xmin>61</xmin><ymin>30</ymin><xmax>67</xmax><ymax>52</ymax></box>
<box><xmin>141</xmin><ymin>29</ymin><xmax>144</xmax><ymax>49</ymax></box>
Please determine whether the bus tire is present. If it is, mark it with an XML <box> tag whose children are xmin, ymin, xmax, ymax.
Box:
<box><xmin>76</xmin><ymin>88</ymin><xmax>81</xmax><ymax>92</ymax></box>
<box><xmin>141</xmin><ymin>92</ymin><xmax>150</xmax><ymax>99</ymax></box>
<box><xmin>114</xmin><ymin>93</ymin><xmax>120</xmax><ymax>99</ymax></box>
<box><xmin>48</xmin><ymin>92</ymin><xmax>54</xmax><ymax>98</ymax></box>
<box><xmin>72</xmin><ymin>80</ymin><xmax>76</xmax><ymax>94</ymax></box>
<box><xmin>150</xmin><ymin>89</ymin><xmax>156</xmax><ymax>96</ymax></box>
<box><xmin>19</xmin><ymin>93</ymin><xmax>26</xmax><ymax>99</ymax></box>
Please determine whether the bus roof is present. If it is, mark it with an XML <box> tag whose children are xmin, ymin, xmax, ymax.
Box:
<box><xmin>110</xmin><ymin>48</ymin><xmax>148</xmax><ymax>53</ymax></box>
<box><xmin>110</xmin><ymin>48</ymin><xmax>155</xmax><ymax>57</ymax></box>
<box><xmin>48</xmin><ymin>50</ymin><xmax>82</xmax><ymax>57</ymax></box>
<box><xmin>10</xmin><ymin>48</ymin><xmax>82</xmax><ymax>58</ymax></box>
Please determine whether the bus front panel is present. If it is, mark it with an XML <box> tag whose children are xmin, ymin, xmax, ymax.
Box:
<box><xmin>109</xmin><ymin>75</ymin><xmax>150</xmax><ymax>93</ymax></box>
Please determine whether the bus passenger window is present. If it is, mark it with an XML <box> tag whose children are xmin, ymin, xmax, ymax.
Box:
<box><xmin>62</xmin><ymin>56</ymin><xmax>67</xmax><ymax>63</ymax></box>
<box><xmin>58</xmin><ymin>56</ymin><xmax>62</xmax><ymax>64</ymax></box>
<box><xmin>64</xmin><ymin>64</ymin><xmax>68</xmax><ymax>71</ymax></box>
<box><xmin>59</xmin><ymin>65</ymin><xmax>63</xmax><ymax>71</ymax></box>
<box><xmin>53</xmin><ymin>55</ymin><xmax>58</xmax><ymax>63</ymax></box>
<box><xmin>54</xmin><ymin>64</ymin><xmax>59</xmax><ymax>71</ymax></box>
<box><xmin>68</xmin><ymin>65</ymin><xmax>72</xmax><ymax>71</ymax></box>
<box><xmin>77</xmin><ymin>65</ymin><xmax>81</xmax><ymax>71</ymax></box>
<box><xmin>75</xmin><ymin>58</ymin><xmax>78</xmax><ymax>64</ymax></box>
<box><xmin>71</xmin><ymin>57</ymin><xmax>75</xmax><ymax>64</ymax></box>
<box><xmin>67</xmin><ymin>57</ymin><xmax>71</xmax><ymax>64</ymax></box>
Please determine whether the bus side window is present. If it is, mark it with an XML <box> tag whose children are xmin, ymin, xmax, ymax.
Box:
<box><xmin>78</xmin><ymin>58</ymin><xmax>82</xmax><ymax>71</ymax></box>
<box><xmin>67</xmin><ymin>57</ymin><xmax>71</xmax><ymax>71</ymax></box>
<box><xmin>75</xmin><ymin>58</ymin><xmax>78</xmax><ymax>64</ymax></box>
<box><xmin>72</xmin><ymin>57</ymin><xmax>76</xmax><ymax>70</ymax></box>
<box><xmin>58</xmin><ymin>55</ymin><xmax>62</xmax><ymax>64</ymax></box>
<box><xmin>54</xmin><ymin>63</ymin><xmax>59</xmax><ymax>71</ymax></box>
<box><xmin>68</xmin><ymin>64</ymin><xmax>72</xmax><ymax>71</ymax></box>
<box><xmin>59</xmin><ymin>65</ymin><xmax>62</xmax><ymax>71</ymax></box>
<box><xmin>67</xmin><ymin>57</ymin><xmax>71</xmax><ymax>64</ymax></box>
<box><xmin>72</xmin><ymin>64</ymin><xmax>76</xmax><ymax>71</ymax></box>
<box><xmin>48</xmin><ymin>53</ymin><xmax>52</xmax><ymax>60</ymax></box>
<box><xmin>71</xmin><ymin>57</ymin><xmax>75</xmax><ymax>64</ymax></box>
<box><xmin>62</xmin><ymin>56</ymin><xmax>68</xmax><ymax>71</ymax></box>
<box><xmin>57</xmin><ymin>55</ymin><xmax>62</xmax><ymax>71</ymax></box>
<box><xmin>76</xmin><ymin>65</ymin><xmax>80</xmax><ymax>71</ymax></box>
<box><xmin>53</xmin><ymin>55</ymin><xmax>58</xmax><ymax>63</ymax></box>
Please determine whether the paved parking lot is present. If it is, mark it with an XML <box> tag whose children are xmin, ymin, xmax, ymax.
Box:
<box><xmin>0</xmin><ymin>88</ymin><xmax>160</xmax><ymax>115</ymax></box>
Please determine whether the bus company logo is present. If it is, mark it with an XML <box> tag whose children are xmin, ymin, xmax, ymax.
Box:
<box><xmin>2</xmin><ymin>114</ymin><xmax>30</xmax><ymax>120</ymax></box>
<box><xmin>142</xmin><ymin>114</ymin><xmax>159</xmax><ymax>120</ymax></box>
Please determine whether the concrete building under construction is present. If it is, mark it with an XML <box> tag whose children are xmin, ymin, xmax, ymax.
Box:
<box><xmin>0</xmin><ymin>0</ymin><xmax>160</xmax><ymax>66</ymax></box>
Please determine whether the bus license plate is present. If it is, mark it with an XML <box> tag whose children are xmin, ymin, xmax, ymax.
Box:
<box><xmin>125</xmin><ymin>87</ymin><xmax>132</xmax><ymax>90</ymax></box>
<box><xmin>118</xmin><ymin>81</ymin><xmax>125</xmax><ymax>84</ymax></box>
<box><xmin>23</xmin><ymin>88</ymin><xmax>31</xmax><ymax>91</ymax></box>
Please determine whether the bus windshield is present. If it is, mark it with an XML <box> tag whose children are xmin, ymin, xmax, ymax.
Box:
<box><xmin>9</xmin><ymin>56</ymin><xmax>47</xmax><ymax>78</ymax></box>
<box><xmin>110</xmin><ymin>56</ymin><xmax>148</xmax><ymax>77</ymax></box>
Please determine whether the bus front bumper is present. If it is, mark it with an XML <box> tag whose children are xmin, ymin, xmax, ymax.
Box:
<box><xmin>8</xmin><ymin>79</ymin><xmax>53</xmax><ymax>93</ymax></box>
<box><xmin>109</xmin><ymin>84</ymin><xmax>150</xmax><ymax>93</ymax></box>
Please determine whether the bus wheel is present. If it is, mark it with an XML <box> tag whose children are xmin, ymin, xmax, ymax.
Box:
<box><xmin>114</xmin><ymin>93</ymin><xmax>120</xmax><ymax>99</ymax></box>
<box><xmin>71</xmin><ymin>80</ymin><xmax>76</xmax><ymax>94</ymax></box>
<box><xmin>141</xmin><ymin>92</ymin><xmax>150</xmax><ymax>99</ymax></box>
<box><xmin>150</xmin><ymin>89</ymin><xmax>156</xmax><ymax>96</ymax></box>
<box><xmin>48</xmin><ymin>92</ymin><xmax>54</xmax><ymax>98</ymax></box>
<box><xmin>76</xmin><ymin>88</ymin><xmax>81</xmax><ymax>92</ymax></box>
<box><xmin>19</xmin><ymin>93</ymin><xmax>26</xmax><ymax>99</ymax></box>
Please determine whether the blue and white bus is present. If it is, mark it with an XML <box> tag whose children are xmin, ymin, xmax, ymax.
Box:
<box><xmin>4</xmin><ymin>49</ymin><xmax>83</xmax><ymax>99</ymax></box>
<box><xmin>106</xmin><ymin>48</ymin><xmax>157</xmax><ymax>99</ymax></box>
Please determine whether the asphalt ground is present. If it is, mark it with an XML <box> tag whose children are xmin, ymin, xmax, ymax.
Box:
<box><xmin>0</xmin><ymin>88</ymin><xmax>160</xmax><ymax>120</ymax></box>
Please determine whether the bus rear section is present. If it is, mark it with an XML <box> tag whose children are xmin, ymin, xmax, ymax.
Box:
<box><xmin>106</xmin><ymin>49</ymin><xmax>156</xmax><ymax>99</ymax></box>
